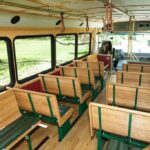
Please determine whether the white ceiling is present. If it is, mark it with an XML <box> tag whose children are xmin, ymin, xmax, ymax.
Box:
<box><xmin>0</xmin><ymin>0</ymin><xmax>150</xmax><ymax>28</ymax></box>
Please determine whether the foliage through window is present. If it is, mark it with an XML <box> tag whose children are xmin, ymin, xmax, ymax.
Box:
<box><xmin>56</xmin><ymin>34</ymin><xmax>75</xmax><ymax>65</ymax></box>
<box><xmin>15</xmin><ymin>36</ymin><xmax>52</xmax><ymax>81</ymax></box>
<box><xmin>0</xmin><ymin>39</ymin><xmax>12</xmax><ymax>88</ymax></box>
<box><xmin>78</xmin><ymin>33</ymin><xmax>90</xmax><ymax>58</ymax></box>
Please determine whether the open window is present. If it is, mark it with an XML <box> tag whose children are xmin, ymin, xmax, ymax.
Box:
<box><xmin>77</xmin><ymin>33</ymin><xmax>91</xmax><ymax>58</ymax></box>
<box><xmin>14</xmin><ymin>35</ymin><xmax>53</xmax><ymax>83</ymax></box>
<box><xmin>0</xmin><ymin>37</ymin><xmax>14</xmax><ymax>91</ymax></box>
<box><xmin>56</xmin><ymin>34</ymin><xmax>76</xmax><ymax>65</ymax></box>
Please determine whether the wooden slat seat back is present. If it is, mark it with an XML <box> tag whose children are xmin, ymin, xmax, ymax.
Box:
<box><xmin>116</xmin><ymin>71</ymin><xmax>150</xmax><ymax>87</ymax></box>
<box><xmin>122</xmin><ymin>64</ymin><xmax>150</xmax><ymax>73</ymax></box>
<box><xmin>10</xmin><ymin>88</ymin><xmax>73</xmax><ymax>127</ymax></box>
<box><xmin>106</xmin><ymin>83</ymin><xmax>150</xmax><ymax>112</ymax></box>
<box><xmin>86</xmin><ymin>54</ymin><xmax>98</xmax><ymax>62</ymax></box>
<box><xmin>73</xmin><ymin>60</ymin><xmax>104</xmax><ymax>78</ymax></box>
<box><xmin>89</xmin><ymin>102</ymin><xmax>150</xmax><ymax>143</ymax></box>
<box><xmin>39</xmin><ymin>74</ymin><xmax>87</xmax><ymax>104</ymax></box>
<box><xmin>0</xmin><ymin>90</ymin><xmax>21</xmax><ymax>130</ymax></box>
<box><xmin>59</xmin><ymin>66</ymin><xmax>96</xmax><ymax>89</ymax></box>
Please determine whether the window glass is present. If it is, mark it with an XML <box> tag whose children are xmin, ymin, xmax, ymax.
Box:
<box><xmin>0</xmin><ymin>40</ymin><xmax>11</xmax><ymax>88</ymax></box>
<box><xmin>15</xmin><ymin>36</ymin><xmax>52</xmax><ymax>81</ymax></box>
<box><xmin>113</xmin><ymin>34</ymin><xmax>128</xmax><ymax>53</ymax></box>
<box><xmin>113</xmin><ymin>33</ymin><xmax>150</xmax><ymax>55</ymax></box>
<box><xmin>56</xmin><ymin>35</ymin><xmax>75</xmax><ymax>65</ymax></box>
<box><xmin>78</xmin><ymin>33</ymin><xmax>90</xmax><ymax>58</ymax></box>
<box><xmin>132</xmin><ymin>33</ymin><xmax>150</xmax><ymax>54</ymax></box>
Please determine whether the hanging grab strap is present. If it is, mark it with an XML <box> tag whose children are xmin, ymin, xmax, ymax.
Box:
<box><xmin>60</xmin><ymin>12</ymin><xmax>65</xmax><ymax>33</ymax></box>
<box><xmin>86</xmin><ymin>16</ymin><xmax>89</xmax><ymax>32</ymax></box>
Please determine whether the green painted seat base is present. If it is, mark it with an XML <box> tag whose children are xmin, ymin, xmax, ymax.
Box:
<box><xmin>59</xmin><ymin>105</ymin><xmax>71</xmax><ymax>117</ymax></box>
<box><xmin>58</xmin><ymin>120</ymin><xmax>71</xmax><ymax>141</ymax></box>
<box><xmin>57</xmin><ymin>95</ymin><xmax>80</xmax><ymax>104</ymax></box>
<box><xmin>0</xmin><ymin>115</ymin><xmax>39</xmax><ymax>149</ymax></box>
<box><xmin>96</xmin><ymin>131</ymin><xmax>149</xmax><ymax>150</ymax></box>
<box><xmin>56</xmin><ymin>94</ymin><xmax>88</xmax><ymax>116</ymax></box>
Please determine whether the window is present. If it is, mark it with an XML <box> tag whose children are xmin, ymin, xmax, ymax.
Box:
<box><xmin>56</xmin><ymin>34</ymin><xmax>75</xmax><ymax>65</ymax></box>
<box><xmin>14</xmin><ymin>35</ymin><xmax>52</xmax><ymax>81</ymax></box>
<box><xmin>96</xmin><ymin>32</ymin><xmax>102</xmax><ymax>53</ymax></box>
<box><xmin>78</xmin><ymin>33</ymin><xmax>91</xmax><ymax>58</ymax></box>
<box><xmin>113</xmin><ymin>33</ymin><xmax>128</xmax><ymax>53</ymax></box>
<box><xmin>0</xmin><ymin>38</ymin><xmax>14</xmax><ymax>90</ymax></box>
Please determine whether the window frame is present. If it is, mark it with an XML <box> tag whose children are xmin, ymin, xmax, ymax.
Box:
<box><xmin>56</xmin><ymin>33</ymin><xmax>77</xmax><ymax>66</ymax></box>
<box><xmin>0</xmin><ymin>37</ymin><xmax>15</xmax><ymax>92</ymax></box>
<box><xmin>97</xmin><ymin>32</ymin><xmax>102</xmax><ymax>51</ymax></box>
<box><xmin>13</xmin><ymin>34</ymin><xmax>55</xmax><ymax>84</ymax></box>
<box><xmin>77</xmin><ymin>32</ymin><xmax>92</xmax><ymax>59</ymax></box>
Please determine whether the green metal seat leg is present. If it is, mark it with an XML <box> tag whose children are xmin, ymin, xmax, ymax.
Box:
<box><xmin>96</xmin><ymin>132</ymin><xmax>103</xmax><ymax>150</ymax></box>
<box><xmin>58</xmin><ymin>120</ymin><xmax>71</xmax><ymax>141</ymax></box>
<box><xmin>25</xmin><ymin>135</ymin><xmax>32</xmax><ymax>150</ymax></box>
<box><xmin>79</xmin><ymin>101</ymin><xmax>88</xmax><ymax>116</ymax></box>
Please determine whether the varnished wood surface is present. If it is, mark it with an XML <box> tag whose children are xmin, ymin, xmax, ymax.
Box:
<box><xmin>12</xmin><ymin>86</ymin><xmax>105</xmax><ymax>150</ymax></box>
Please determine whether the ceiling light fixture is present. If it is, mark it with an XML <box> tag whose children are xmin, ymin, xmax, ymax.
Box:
<box><xmin>113</xmin><ymin>8</ymin><xmax>128</xmax><ymax>16</ymax></box>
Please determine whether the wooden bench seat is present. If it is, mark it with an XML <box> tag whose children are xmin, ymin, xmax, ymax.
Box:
<box><xmin>89</xmin><ymin>102</ymin><xmax>150</xmax><ymax>150</ymax></box>
<box><xmin>39</xmin><ymin>74</ymin><xmax>91</xmax><ymax>116</ymax></box>
<box><xmin>122</xmin><ymin>64</ymin><xmax>150</xmax><ymax>73</ymax></box>
<box><xmin>106</xmin><ymin>83</ymin><xmax>150</xmax><ymax>112</ymax></box>
<box><xmin>59</xmin><ymin>66</ymin><xmax>101</xmax><ymax>99</ymax></box>
<box><xmin>86</xmin><ymin>54</ymin><xmax>112</xmax><ymax>71</ymax></box>
<box><xmin>0</xmin><ymin>90</ymin><xmax>40</xmax><ymax>150</ymax></box>
<box><xmin>116</xmin><ymin>71</ymin><xmax>150</xmax><ymax>87</ymax></box>
<box><xmin>10</xmin><ymin>88</ymin><xmax>74</xmax><ymax>141</ymax></box>
<box><xmin>87</xmin><ymin>53</ymin><xmax>98</xmax><ymax>62</ymax></box>
<box><xmin>73</xmin><ymin>60</ymin><xmax>106</xmax><ymax>89</ymax></box>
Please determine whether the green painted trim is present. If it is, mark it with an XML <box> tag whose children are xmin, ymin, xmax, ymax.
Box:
<box><xmin>86</xmin><ymin>62</ymin><xmax>89</xmax><ymax>68</ymax></box>
<box><xmin>25</xmin><ymin>135</ymin><xmax>33</xmax><ymax>150</ymax></box>
<box><xmin>112</xmin><ymin>85</ymin><xmax>116</xmax><ymax>106</ymax></box>
<box><xmin>87</xmin><ymin>70</ymin><xmax>91</xmax><ymax>87</ymax></box>
<box><xmin>128</xmin><ymin>113</ymin><xmax>132</xmax><ymax>143</ymax></box>
<box><xmin>56</xmin><ymin>78</ymin><xmax>62</xmax><ymax>98</ymax></box>
<box><xmin>79</xmin><ymin>101</ymin><xmax>88</xmax><ymax>115</ymax></box>
<box><xmin>47</xmin><ymin>96</ymin><xmax>54</xmax><ymax>117</ymax></box>
<box><xmin>58</xmin><ymin>120</ymin><xmax>71</xmax><ymax>141</ymax></box>
<box><xmin>62</xmin><ymin>67</ymin><xmax>65</xmax><ymax>76</ymax></box>
<box><xmin>72</xmin><ymin>80</ymin><xmax>77</xmax><ymax>99</ymax></box>
<box><xmin>96</xmin><ymin>131</ymin><xmax>148</xmax><ymax>149</ymax></box>
<box><xmin>41</xmin><ymin>76</ymin><xmax>47</xmax><ymax>93</ymax></box>
<box><xmin>98</xmin><ymin>107</ymin><xmax>102</xmax><ymax>134</ymax></box>
<box><xmin>98</xmin><ymin>107</ymin><xmax>102</xmax><ymax>150</ymax></box>
<box><xmin>141</xmin><ymin>66</ymin><xmax>143</xmax><ymax>73</ymax></box>
<box><xmin>121</xmin><ymin>73</ymin><xmax>124</xmax><ymax>84</ymax></box>
<box><xmin>74</xmin><ymin>68</ymin><xmax>77</xmax><ymax>78</ymax></box>
<box><xmin>139</xmin><ymin>74</ymin><xmax>142</xmax><ymax>86</ymax></box>
<box><xmin>27</xmin><ymin>93</ymin><xmax>36</xmax><ymax>114</ymax></box>
<box><xmin>75</xmin><ymin>62</ymin><xmax>77</xmax><ymax>67</ymax></box>
<box><xmin>134</xmin><ymin>88</ymin><xmax>138</xmax><ymax>110</ymax></box>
